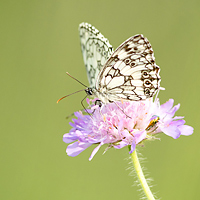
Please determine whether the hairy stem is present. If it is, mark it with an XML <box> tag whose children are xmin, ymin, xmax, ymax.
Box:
<box><xmin>130</xmin><ymin>148</ymin><xmax>156</xmax><ymax>200</ymax></box>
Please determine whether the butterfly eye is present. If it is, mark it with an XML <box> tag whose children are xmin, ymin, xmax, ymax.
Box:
<box><xmin>142</xmin><ymin>71</ymin><xmax>149</xmax><ymax>78</ymax></box>
<box><xmin>144</xmin><ymin>79</ymin><xmax>152</xmax><ymax>87</ymax></box>
<box><xmin>85</xmin><ymin>88</ymin><xmax>93</xmax><ymax>96</ymax></box>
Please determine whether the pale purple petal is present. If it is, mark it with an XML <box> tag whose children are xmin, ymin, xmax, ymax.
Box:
<box><xmin>134</xmin><ymin>130</ymin><xmax>147</xmax><ymax>144</ymax></box>
<box><xmin>160</xmin><ymin>99</ymin><xmax>174</xmax><ymax>113</ymax></box>
<box><xmin>129</xmin><ymin>140</ymin><xmax>136</xmax><ymax>154</ymax></box>
<box><xmin>66</xmin><ymin>141</ymin><xmax>91</xmax><ymax>157</ymax></box>
<box><xmin>167</xmin><ymin>104</ymin><xmax>180</xmax><ymax>118</ymax></box>
<box><xmin>173</xmin><ymin>116</ymin><xmax>184</xmax><ymax>120</ymax></box>
<box><xmin>74</xmin><ymin>111</ymin><xmax>84</xmax><ymax>119</ymax></box>
<box><xmin>161</xmin><ymin>126</ymin><xmax>181</xmax><ymax>139</ymax></box>
<box><xmin>163</xmin><ymin>104</ymin><xmax>180</xmax><ymax>123</ymax></box>
<box><xmin>179</xmin><ymin>125</ymin><xmax>194</xmax><ymax>136</ymax></box>
<box><xmin>170</xmin><ymin>120</ymin><xmax>185</xmax><ymax>126</ymax></box>
<box><xmin>89</xmin><ymin>143</ymin><xmax>103</xmax><ymax>161</ymax></box>
<box><xmin>86</xmin><ymin>98</ymin><xmax>90</xmax><ymax>104</ymax></box>
<box><xmin>63</xmin><ymin>132</ymin><xmax>79</xmax><ymax>143</ymax></box>
<box><xmin>69</xmin><ymin>122</ymin><xmax>76</xmax><ymax>128</ymax></box>
<box><xmin>91</xmin><ymin>105</ymin><xmax>99</xmax><ymax>110</ymax></box>
<box><xmin>118</xmin><ymin>119</ymin><xmax>124</xmax><ymax>132</ymax></box>
<box><xmin>114</xmin><ymin>141</ymin><xmax>128</xmax><ymax>149</ymax></box>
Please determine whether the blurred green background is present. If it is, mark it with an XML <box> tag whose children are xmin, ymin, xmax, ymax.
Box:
<box><xmin>1</xmin><ymin>1</ymin><xmax>199</xmax><ymax>199</ymax></box>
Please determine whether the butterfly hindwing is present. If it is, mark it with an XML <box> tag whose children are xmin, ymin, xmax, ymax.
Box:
<box><xmin>79</xmin><ymin>22</ymin><xmax>114</xmax><ymax>88</ymax></box>
<box><xmin>96</xmin><ymin>34</ymin><xmax>161</xmax><ymax>101</ymax></box>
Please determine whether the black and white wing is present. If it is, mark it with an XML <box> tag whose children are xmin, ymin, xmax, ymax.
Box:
<box><xmin>79</xmin><ymin>22</ymin><xmax>114</xmax><ymax>88</ymax></box>
<box><xmin>96</xmin><ymin>34</ymin><xmax>161</xmax><ymax>102</ymax></box>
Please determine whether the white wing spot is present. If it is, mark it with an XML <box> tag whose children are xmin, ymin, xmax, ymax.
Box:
<box><xmin>107</xmin><ymin>76</ymin><xmax>125</xmax><ymax>88</ymax></box>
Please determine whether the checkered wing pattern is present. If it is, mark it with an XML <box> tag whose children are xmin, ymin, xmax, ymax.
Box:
<box><xmin>79</xmin><ymin>22</ymin><xmax>114</xmax><ymax>88</ymax></box>
<box><xmin>96</xmin><ymin>35</ymin><xmax>161</xmax><ymax>102</ymax></box>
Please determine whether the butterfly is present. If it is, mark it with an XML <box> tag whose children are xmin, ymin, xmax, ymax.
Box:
<box><xmin>79</xmin><ymin>22</ymin><xmax>161</xmax><ymax>104</ymax></box>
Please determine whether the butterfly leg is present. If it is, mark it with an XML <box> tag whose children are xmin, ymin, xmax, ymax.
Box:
<box><xmin>154</xmin><ymin>86</ymin><xmax>165</xmax><ymax>102</ymax></box>
<box><xmin>113</xmin><ymin>101</ymin><xmax>132</xmax><ymax>119</ymax></box>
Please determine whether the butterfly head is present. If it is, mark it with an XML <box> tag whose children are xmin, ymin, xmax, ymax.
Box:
<box><xmin>85</xmin><ymin>87</ymin><xmax>94</xmax><ymax>96</ymax></box>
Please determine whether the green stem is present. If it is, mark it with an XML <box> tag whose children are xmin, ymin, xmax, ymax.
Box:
<box><xmin>130</xmin><ymin>148</ymin><xmax>155</xmax><ymax>200</ymax></box>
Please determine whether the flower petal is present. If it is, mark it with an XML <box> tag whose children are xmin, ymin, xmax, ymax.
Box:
<box><xmin>89</xmin><ymin>143</ymin><xmax>103</xmax><ymax>161</ymax></box>
<box><xmin>173</xmin><ymin>116</ymin><xmax>184</xmax><ymax>120</ymax></box>
<box><xmin>129</xmin><ymin>140</ymin><xmax>136</xmax><ymax>154</ymax></box>
<box><xmin>162</xmin><ymin>104</ymin><xmax>180</xmax><ymax>124</ymax></box>
<box><xmin>63</xmin><ymin>132</ymin><xmax>78</xmax><ymax>143</ymax></box>
<box><xmin>160</xmin><ymin>99</ymin><xmax>174</xmax><ymax>113</ymax></box>
<box><xmin>170</xmin><ymin>120</ymin><xmax>185</xmax><ymax>126</ymax></box>
<box><xmin>161</xmin><ymin>126</ymin><xmax>181</xmax><ymax>139</ymax></box>
<box><xmin>114</xmin><ymin>141</ymin><xmax>128</xmax><ymax>149</ymax></box>
<box><xmin>66</xmin><ymin>141</ymin><xmax>91</xmax><ymax>157</ymax></box>
<box><xmin>166</xmin><ymin>104</ymin><xmax>180</xmax><ymax>120</ymax></box>
<box><xmin>134</xmin><ymin>130</ymin><xmax>147</xmax><ymax>144</ymax></box>
<box><xmin>179</xmin><ymin>125</ymin><xmax>194</xmax><ymax>136</ymax></box>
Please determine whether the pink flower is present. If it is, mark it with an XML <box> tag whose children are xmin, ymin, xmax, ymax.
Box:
<box><xmin>63</xmin><ymin>99</ymin><xmax>193</xmax><ymax>160</ymax></box>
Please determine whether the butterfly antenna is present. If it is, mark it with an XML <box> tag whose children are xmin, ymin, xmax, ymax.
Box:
<box><xmin>66</xmin><ymin>72</ymin><xmax>88</xmax><ymax>88</ymax></box>
<box><xmin>57</xmin><ymin>89</ymin><xmax>86</xmax><ymax>103</ymax></box>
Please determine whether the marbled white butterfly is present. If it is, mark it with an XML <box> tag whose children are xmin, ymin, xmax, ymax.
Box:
<box><xmin>79</xmin><ymin>22</ymin><xmax>161</xmax><ymax>104</ymax></box>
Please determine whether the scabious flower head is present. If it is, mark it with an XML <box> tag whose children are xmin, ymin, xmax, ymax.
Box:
<box><xmin>63</xmin><ymin>98</ymin><xmax>193</xmax><ymax>160</ymax></box>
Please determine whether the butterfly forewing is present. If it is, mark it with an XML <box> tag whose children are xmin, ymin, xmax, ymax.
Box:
<box><xmin>79</xmin><ymin>22</ymin><xmax>114</xmax><ymax>88</ymax></box>
<box><xmin>96</xmin><ymin>34</ymin><xmax>161</xmax><ymax>102</ymax></box>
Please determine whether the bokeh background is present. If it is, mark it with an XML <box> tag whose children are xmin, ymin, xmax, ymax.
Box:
<box><xmin>1</xmin><ymin>1</ymin><xmax>199</xmax><ymax>199</ymax></box>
